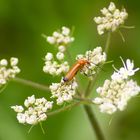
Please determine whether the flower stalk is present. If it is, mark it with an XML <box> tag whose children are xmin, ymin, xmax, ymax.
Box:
<box><xmin>47</xmin><ymin>101</ymin><xmax>81</xmax><ymax>116</ymax></box>
<box><xmin>13</xmin><ymin>77</ymin><xmax>50</xmax><ymax>92</ymax></box>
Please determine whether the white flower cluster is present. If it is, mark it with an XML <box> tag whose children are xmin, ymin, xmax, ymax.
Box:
<box><xmin>43</xmin><ymin>52</ymin><xmax>69</xmax><ymax>76</ymax></box>
<box><xmin>43</xmin><ymin>26</ymin><xmax>73</xmax><ymax>76</ymax></box>
<box><xmin>76</xmin><ymin>47</ymin><xmax>106</xmax><ymax>76</ymax></box>
<box><xmin>50</xmin><ymin>78</ymin><xmax>78</xmax><ymax>105</ymax></box>
<box><xmin>0</xmin><ymin>57</ymin><xmax>20</xmax><ymax>86</ymax></box>
<box><xmin>43</xmin><ymin>26</ymin><xmax>74</xmax><ymax>52</ymax></box>
<box><xmin>94</xmin><ymin>2</ymin><xmax>128</xmax><ymax>35</ymax></box>
<box><xmin>11</xmin><ymin>95</ymin><xmax>53</xmax><ymax>125</ymax></box>
<box><xmin>93</xmin><ymin>58</ymin><xmax>140</xmax><ymax>114</ymax></box>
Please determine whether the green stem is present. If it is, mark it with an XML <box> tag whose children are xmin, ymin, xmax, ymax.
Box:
<box><xmin>40</xmin><ymin>122</ymin><xmax>45</xmax><ymax>134</ymax></box>
<box><xmin>118</xmin><ymin>30</ymin><xmax>125</xmax><ymax>42</ymax></box>
<box><xmin>74</xmin><ymin>96</ymin><xmax>94</xmax><ymax>104</ymax></box>
<box><xmin>13</xmin><ymin>77</ymin><xmax>50</xmax><ymax>92</ymax></box>
<box><xmin>47</xmin><ymin>101</ymin><xmax>81</xmax><ymax>116</ymax></box>
<box><xmin>85</xmin><ymin>80</ymin><xmax>92</xmax><ymax>97</ymax></box>
<box><xmin>120</xmin><ymin>25</ymin><xmax>135</xmax><ymax>29</ymax></box>
<box><xmin>83</xmin><ymin>105</ymin><xmax>105</xmax><ymax>140</ymax></box>
<box><xmin>104</xmin><ymin>32</ymin><xmax>111</xmax><ymax>54</ymax></box>
<box><xmin>0</xmin><ymin>84</ymin><xmax>8</xmax><ymax>93</ymax></box>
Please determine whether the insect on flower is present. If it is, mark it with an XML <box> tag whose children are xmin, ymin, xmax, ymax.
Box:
<box><xmin>63</xmin><ymin>47</ymin><xmax>107</xmax><ymax>82</ymax></box>
<box><xmin>63</xmin><ymin>59</ymin><xmax>90</xmax><ymax>82</ymax></box>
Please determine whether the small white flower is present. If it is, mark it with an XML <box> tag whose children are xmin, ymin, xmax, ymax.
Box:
<box><xmin>47</xmin><ymin>36</ymin><xmax>56</xmax><ymax>44</ymax></box>
<box><xmin>17</xmin><ymin>113</ymin><xmax>26</xmax><ymax>124</ymax></box>
<box><xmin>94</xmin><ymin>17</ymin><xmax>103</xmax><ymax>24</ymax></box>
<box><xmin>50</xmin><ymin>83</ymin><xmax>59</xmax><ymax>91</ymax></box>
<box><xmin>53</xmin><ymin>31</ymin><xmax>60</xmax><ymax>38</ymax></box>
<box><xmin>56</xmin><ymin>52</ymin><xmax>64</xmax><ymax>60</ymax></box>
<box><xmin>108</xmin><ymin>2</ymin><xmax>116</xmax><ymax>12</ymax></box>
<box><xmin>0</xmin><ymin>59</ymin><xmax>8</xmax><ymax>66</ymax></box>
<box><xmin>10</xmin><ymin>57</ymin><xmax>19</xmax><ymax>66</ymax></box>
<box><xmin>58</xmin><ymin>45</ymin><xmax>66</xmax><ymax>52</ymax></box>
<box><xmin>26</xmin><ymin>115</ymin><xmax>38</xmax><ymax>125</ymax></box>
<box><xmin>24</xmin><ymin>99</ymin><xmax>30</xmax><ymax>108</ymax></box>
<box><xmin>38</xmin><ymin>113</ymin><xmax>47</xmax><ymax>121</ymax></box>
<box><xmin>24</xmin><ymin>95</ymin><xmax>36</xmax><ymax>107</ymax></box>
<box><xmin>94</xmin><ymin>2</ymin><xmax>128</xmax><ymax>35</ymax></box>
<box><xmin>45</xmin><ymin>53</ymin><xmax>53</xmax><ymax>61</ymax></box>
<box><xmin>62</xmin><ymin>26</ymin><xmax>70</xmax><ymax>36</ymax></box>
<box><xmin>45</xmin><ymin>101</ymin><xmax>53</xmax><ymax>109</ymax></box>
<box><xmin>11</xmin><ymin>105</ymin><xmax>24</xmax><ymax>113</ymax></box>
<box><xmin>28</xmin><ymin>95</ymin><xmax>36</xmax><ymax>104</ymax></box>
<box><xmin>49</xmin><ymin>67</ymin><xmax>57</xmax><ymax>75</ymax></box>
<box><xmin>100</xmin><ymin>8</ymin><xmax>109</xmax><ymax>16</ymax></box>
<box><xmin>56</xmin><ymin>97</ymin><xmax>63</xmax><ymax>105</ymax></box>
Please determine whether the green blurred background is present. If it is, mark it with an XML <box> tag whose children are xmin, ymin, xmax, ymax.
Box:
<box><xmin>0</xmin><ymin>0</ymin><xmax>140</xmax><ymax>140</ymax></box>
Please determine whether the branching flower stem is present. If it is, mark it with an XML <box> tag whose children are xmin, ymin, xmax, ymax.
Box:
<box><xmin>11</xmin><ymin>32</ymin><xmax>111</xmax><ymax>140</ymax></box>
<box><xmin>104</xmin><ymin>32</ymin><xmax>111</xmax><ymax>55</ymax></box>
<box><xmin>13</xmin><ymin>77</ymin><xmax>50</xmax><ymax>92</ymax></box>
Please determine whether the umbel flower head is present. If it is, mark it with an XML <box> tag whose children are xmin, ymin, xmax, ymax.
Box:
<box><xmin>50</xmin><ymin>78</ymin><xmax>78</xmax><ymax>105</ymax></box>
<box><xmin>0</xmin><ymin>57</ymin><xmax>20</xmax><ymax>87</ymax></box>
<box><xmin>42</xmin><ymin>26</ymin><xmax>74</xmax><ymax>52</ymax></box>
<box><xmin>11</xmin><ymin>95</ymin><xmax>53</xmax><ymax>125</ymax></box>
<box><xmin>93</xmin><ymin>58</ymin><xmax>140</xmax><ymax>114</ymax></box>
<box><xmin>94</xmin><ymin>2</ymin><xmax>128</xmax><ymax>35</ymax></box>
<box><xmin>76</xmin><ymin>47</ymin><xmax>106</xmax><ymax>76</ymax></box>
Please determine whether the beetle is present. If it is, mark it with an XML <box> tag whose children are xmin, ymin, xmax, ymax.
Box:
<box><xmin>63</xmin><ymin>59</ymin><xmax>90</xmax><ymax>82</ymax></box>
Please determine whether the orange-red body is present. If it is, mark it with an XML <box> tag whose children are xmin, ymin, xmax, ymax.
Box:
<box><xmin>63</xmin><ymin>59</ymin><xmax>90</xmax><ymax>82</ymax></box>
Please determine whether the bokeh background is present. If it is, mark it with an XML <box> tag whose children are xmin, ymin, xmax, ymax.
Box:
<box><xmin>0</xmin><ymin>0</ymin><xmax>140</xmax><ymax>140</ymax></box>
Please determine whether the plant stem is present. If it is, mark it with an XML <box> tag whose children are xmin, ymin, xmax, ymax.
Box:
<box><xmin>47</xmin><ymin>101</ymin><xmax>81</xmax><ymax>116</ymax></box>
<box><xmin>74</xmin><ymin>96</ymin><xmax>94</xmax><ymax>104</ymax></box>
<box><xmin>13</xmin><ymin>77</ymin><xmax>50</xmax><ymax>92</ymax></box>
<box><xmin>83</xmin><ymin>105</ymin><xmax>105</xmax><ymax>140</ymax></box>
<box><xmin>84</xmin><ymin>80</ymin><xmax>92</xmax><ymax>97</ymax></box>
<box><xmin>85</xmin><ymin>32</ymin><xmax>111</xmax><ymax>97</ymax></box>
<box><xmin>0</xmin><ymin>84</ymin><xmax>8</xmax><ymax>93</ymax></box>
<box><xmin>104</xmin><ymin>32</ymin><xmax>111</xmax><ymax>54</ymax></box>
<box><xmin>120</xmin><ymin>25</ymin><xmax>135</xmax><ymax>29</ymax></box>
<box><xmin>118</xmin><ymin>30</ymin><xmax>125</xmax><ymax>42</ymax></box>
